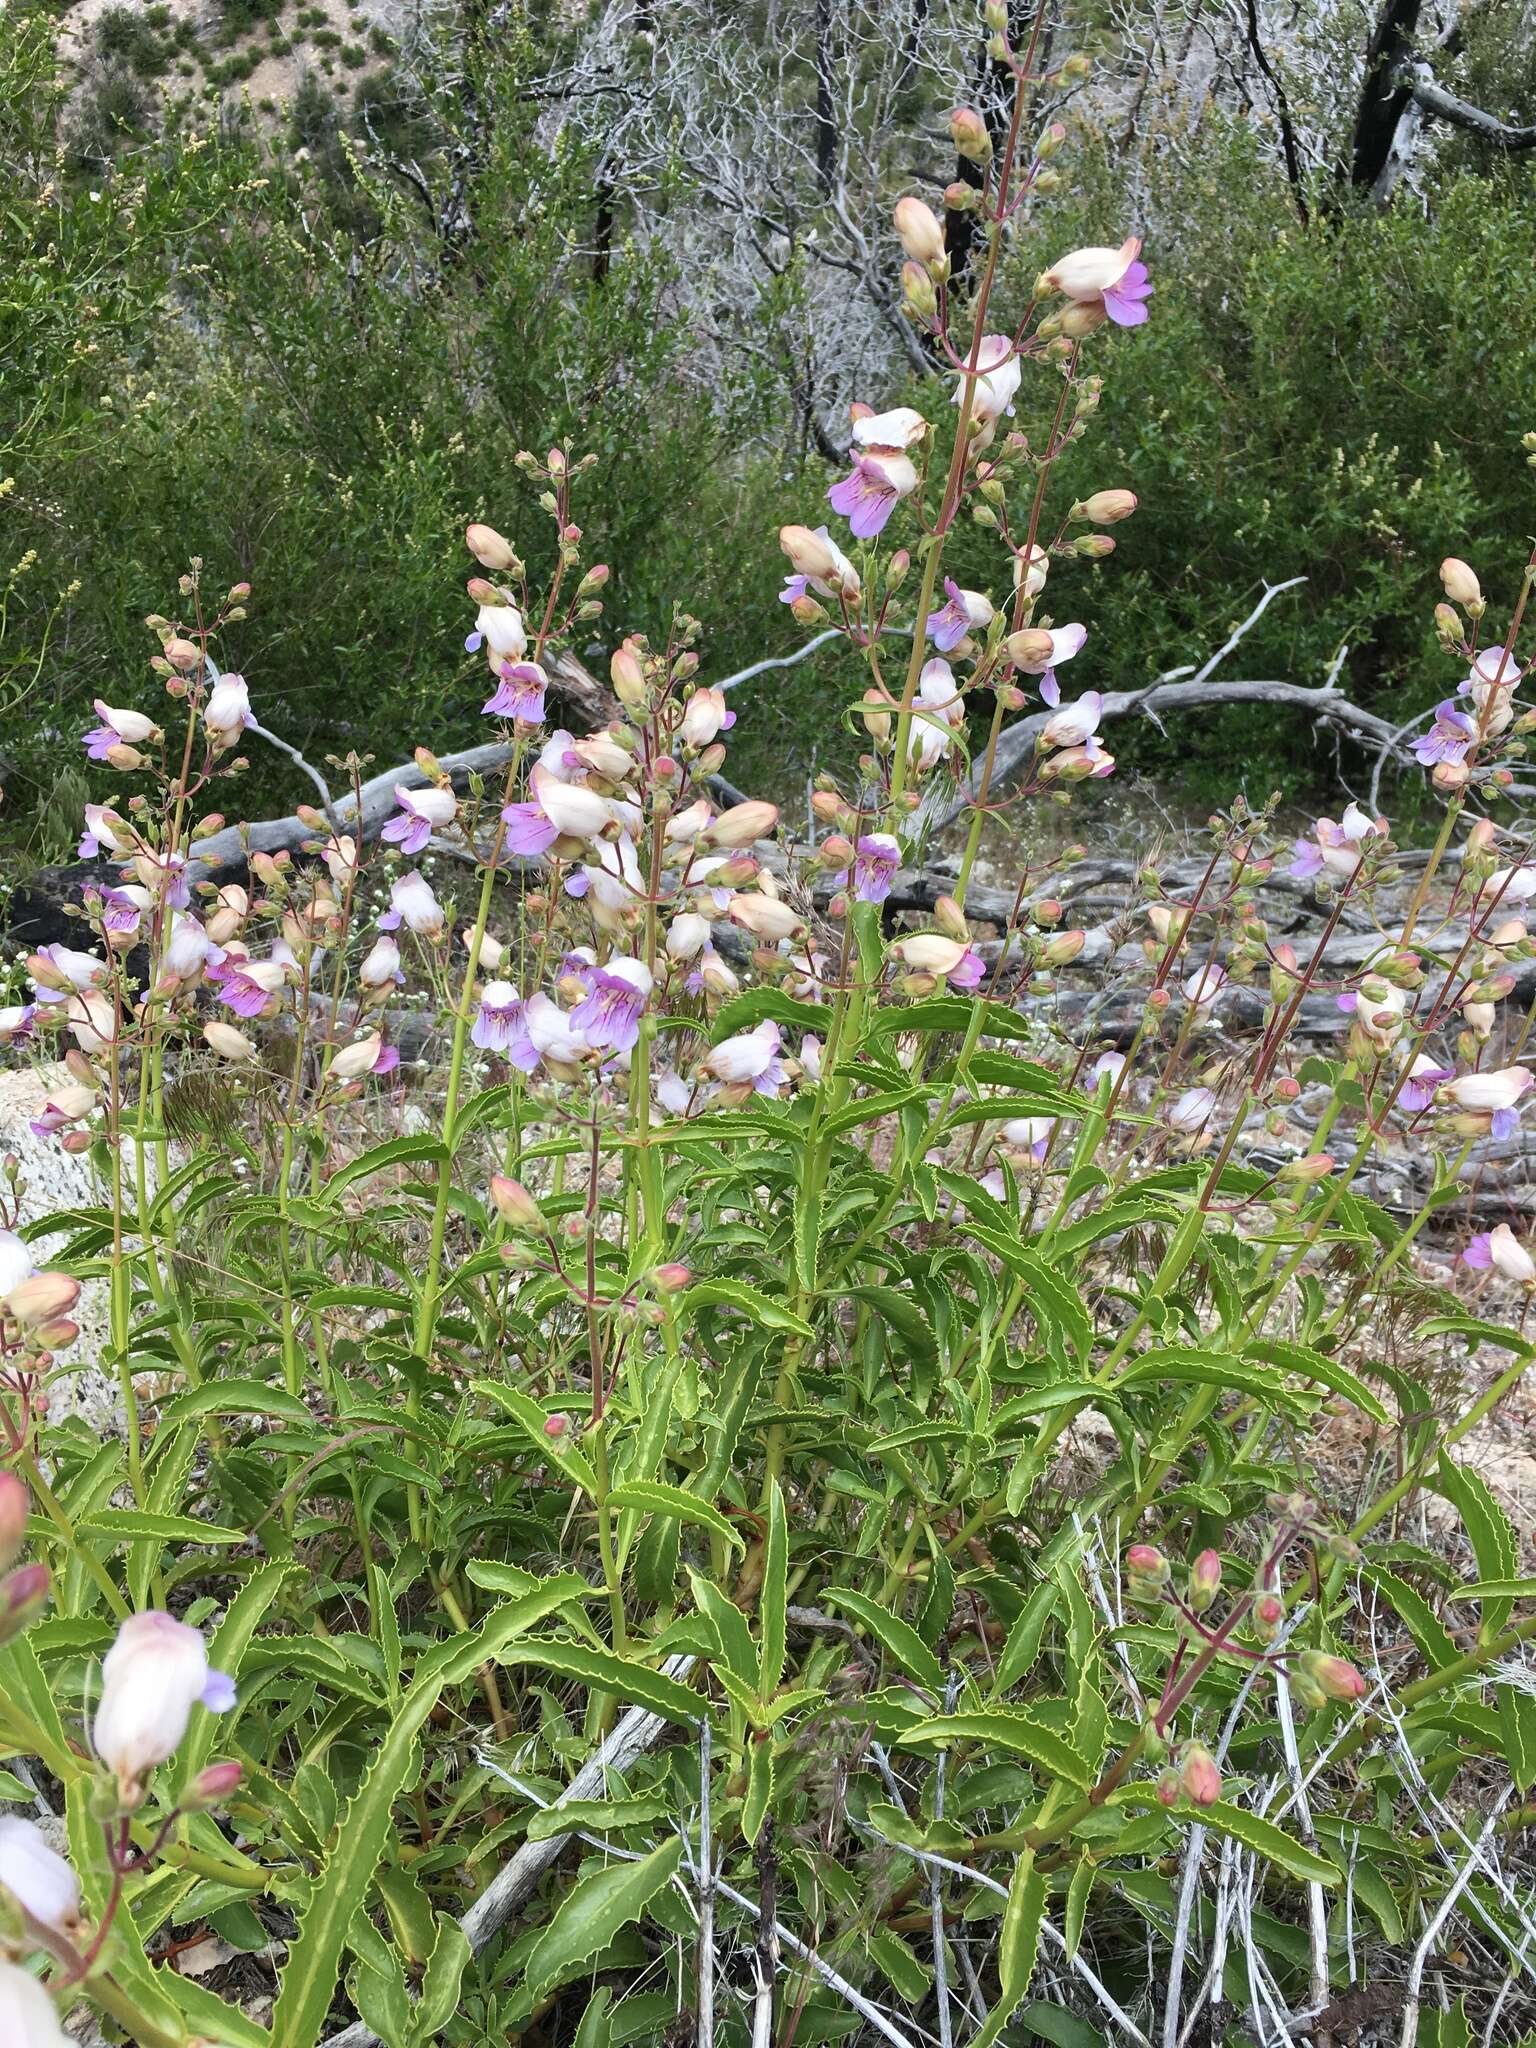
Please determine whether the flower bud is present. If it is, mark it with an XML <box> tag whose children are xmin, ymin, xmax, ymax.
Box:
<box><xmin>543</xmin><ymin>1411</ymin><xmax>570</xmax><ymax>1441</ymax></box>
<box><xmin>779</xmin><ymin>525</ymin><xmax>839</xmax><ymax>582</ymax></box>
<box><xmin>4</xmin><ymin>1271</ymin><xmax>80</xmax><ymax>1329</ymax></box>
<box><xmin>185</xmin><ymin>1760</ymin><xmax>244</xmax><ymax>1810</ymax></box>
<box><xmin>1177</xmin><ymin>1742</ymin><xmax>1221</xmax><ymax>1807</ymax></box>
<box><xmin>489</xmin><ymin>1177</ymin><xmax>544</xmax><ymax>1232</ymax></box>
<box><xmin>1006</xmin><ymin>628</ymin><xmax>1057</xmax><ymax>668</ymax></box>
<box><xmin>1251</xmin><ymin>1592</ymin><xmax>1285</xmax><ymax>1644</ymax></box>
<box><xmin>329</xmin><ymin>1032</ymin><xmax>384</xmax><ymax>1082</ymax></box>
<box><xmin>1440</xmin><ymin>558</ymin><xmax>1482</xmax><ymax>611</ymax></box>
<box><xmin>1074</xmin><ymin>534</ymin><xmax>1116</xmax><ymax>559</ymax></box>
<box><xmin>1072</xmin><ymin>490</ymin><xmax>1138</xmax><ymax>525</ymax></box>
<box><xmin>729</xmin><ymin>892</ymin><xmax>803</xmax><ymax>941</ymax></box>
<box><xmin>163</xmin><ymin>636</ymin><xmax>202</xmax><ymax>673</ymax></box>
<box><xmin>1126</xmin><ymin>1543</ymin><xmax>1169</xmax><ymax>1600</ymax></box>
<box><xmin>0</xmin><ymin>1564</ymin><xmax>50</xmax><ymax>1646</ymax></box>
<box><xmin>1279</xmin><ymin>1152</ymin><xmax>1335</xmax><ymax>1185</ymax></box>
<box><xmin>1154</xmin><ymin>1768</ymin><xmax>1181</xmax><ymax>1808</ymax></box>
<box><xmin>0</xmin><ymin>1473</ymin><xmax>28</xmax><ymax>1571</ymax></box>
<box><xmin>1057</xmin><ymin>300</ymin><xmax>1107</xmax><ymax>340</ymax></box>
<box><xmin>1041</xmin><ymin>929</ymin><xmax>1086</xmax><ymax>966</ymax></box>
<box><xmin>859</xmin><ymin>689</ymin><xmax>893</xmax><ymax>742</ymax></box>
<box><xmin>933</xmin><ymin>895</ymin><xmax>970</xmax><ymax>942</ymax></box>
<box><xmin>1433</xmin><ymin>603</ymin><xmax>1462</xmax><ymax>641</ymax></box>
<box><xmin>703</xmin><ymin>801</ymin><xmax>779</xmax><ymax>850</ymax></box>
<box><xmin>901</xmin><ymin>261</ymin><xmax>938</xmax><ymax>320</ymax></box>
<box><xmin>1188</xmin><ymin>1549</ymin><xmax>1222</xmax><ymax>1614</ymax></box>
<box><xmin>466</xmin><ymin>522</ymin><xmax>519</xmax><ymax>573</ymax></box>
<box><xmin>611</xmin><ymin>639</ymin><xmax>648</xmax><ymax>709</ymax></box>
<box><xmin>893</xmin><ymin>196</ymin><xmax>945</xmax><ymax>267</ymax></box>
<box><xmin>1295</xmin><ymin>1649</ymin><xmax>1367</xmax><ymax>1702</ymax></box>
<box><xmin>650</xmin><ymin>1263</ymin><xmax>691</xmax><ymax>1293</ymax></box>
<box><xmin>949</xmin><ymin>106</ymin><xmax>991</xmax><ymax>162</ymax></box>
<box><xmin>204</xmin><ymin>1021</ymin><xmax>258</xmax><ymax>1063</ymax></box>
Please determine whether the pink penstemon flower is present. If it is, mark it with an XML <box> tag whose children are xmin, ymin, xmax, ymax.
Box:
<box><xmin>1463</xmin><ymin>1222</ymin><xmax>1536</xmax><ymax>1285</ymax></box>
<box><xmin>568</xmin><ymin>956</ymin><xmax>653</xmax><ymax>1056</ymax></box>
<box><xmin>482</xmin><ymin>661</ymin><xmax>549</xmax><ymax>723</ymax></box>
<box><xmin>1040</xmin><ymin>236</ymin><xmax>1153</xmax><ymax>328</ymax></box>
<box><xmin>381</xmin><ymin>784</ymin><xmax>458</xmax><ymax>856</ymax></box>
<box><xmin>926</xmin><ymin>579</ymin><xmax>994</xmax><ymax>653</ymax></box>
<box><xmin>1289</xmin><ymin>803</ymin><xmax>1382</xmax><ymax>882</ymax></box>
<box><xmin>826</xmin><ymin>449</ymin><xmax>919</xmax><ymax>539</ymax></box>
<box><xmin>471</xmin><ymin>981</ymin><xmax>539</xmax><ymax>1070</ymax></box>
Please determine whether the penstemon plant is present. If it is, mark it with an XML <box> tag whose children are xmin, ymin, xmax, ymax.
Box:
<box><xmin>4</xmin><ymin>6</ymin><xmax>1536</xmax><ymax>2043</ymax></box>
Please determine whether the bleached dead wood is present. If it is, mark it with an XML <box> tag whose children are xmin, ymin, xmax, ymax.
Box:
<box><xmin>317</xmin><ymin>1655</ymin><xmax>694</xmax><ymax>2048</ymax></box>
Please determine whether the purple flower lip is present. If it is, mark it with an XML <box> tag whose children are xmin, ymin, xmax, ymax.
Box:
<box><xmin>501</xmin><ymin>801</ymin><xmax>561</xmax><ymax>856</ymax></box>
<box><xmin>1102</xmin><ymin>259</ymin><xmax>1152</xmax><ymax>326</ymax></box>
<box><xmin>381</xmin><ymin>810</ymin><xmax>432</xmax><ymax>854</ymax></box>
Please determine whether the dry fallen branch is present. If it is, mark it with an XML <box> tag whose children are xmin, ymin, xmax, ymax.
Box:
<box><xmin>317</xmin><ymin>1655</ymin><xmax>694</xmax><ymax>2048</ymax></box>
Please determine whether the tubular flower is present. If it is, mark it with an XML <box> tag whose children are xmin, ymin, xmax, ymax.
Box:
<box><xmin>28</xmin><ymin>944</ymin><xmax>107</xmax><ymax>1005</ymax></box>
<box><xmin>466</xmin><ymin>603</ymin><xmax>526</xmax><ymax>661</ymax></box>
<box><xmin>78</xmin><ymin>803</ymin><xmax>137</xmax><ymax>859</ymax></box>
<box><xmin>1003</xmin><ymin>1115</ymin><xmax>1054</xmax><ymax>1164</ymax></box>
<box><xmin>1397</xmin><ymin>1052</ymin><xmax>1454</xmax><ymax>1114</ymax></box>
<box><xmin>848</xmin><ymin>833</ymin><xmax>901</xmax><ymax>905</ymax></box>
<box><xmin>956</xmin><ymin>335</ymin><xmax>1021</xmax><ymax>422</ymax></box>
<box><xmin>827</xmin><ymin>451</ymin><xmax>919</xmax><ymax>539</ymax></box>
<box><xmin>1182</xmin><ymin>962</ymin><xmax>1227</xmax><ymax>1017</ymax></box>
<box><xmin>204</xmin><ymin>673</ymin><xmax>253</xmax><ymax>742</ymax></box>
<box><xmin>1039</xmin><ymin>686</ymin><xmax>1104</xmax><ymax>753</ymax></box>
<box><xmin>381</xmin><ymin>785</ymin><xmax>458</xmax><ymax>856</ymax></box>
<box><xmin>908</xmin><ymin>659</ymin><xmax>967</xmax><ymax>771</ymax></box>
<box><xmin>569</xmin><ymin>957</ymin><xmax>653</xmax><ymax>1055</ymax></box>
<box><xmin>1289</xmin><ymin>804</ymin><xmax>1382</xmax><ymax>883</ymax></box>
<box><xmin>471</xmin><ymin>981</ymin><xmax>539</xmax><ymax>1070</ymax></box>
<box><xmin>482</xmin><ymin>661</ymin><xmax>548</xmax><ymax>722</ymax></box>
<box><xmin>160</xmin><ymin>915</ymin><xmax>224</xmax><ymax>988</ymax></box>
<box><xmin>210</xmin><ymin>956</ymin><xmax>287</xmax><ymax>1020</ymax></box>
<box><xmin>0</xmin><ymin>1960</ymin><xmax>72</xmax><ymax>2047</ymax></box>
<box><xmin>0</xmin><ymin>1817</ymin><xmax>81</xmax><ymax>1937</ymax></box>
<box><xmin>1464</xmin><ymin>1222</ymin><xmax>1536</xmax><ymax>1285</ymax></box>
<box><xmin>1008</xmin><ymin>623</ymin><xmax>1087</xmax><ymax>676</ymax></box>
<box><xmin>378</xmin><ymin>870</ymin><xmax>446</xmax><ymax>939</ymax></box>
<box><xmin>1462</xmin><ymin>643</ymin><xmax>1522</xmax><ymax>735</ymax></box>
<box><xmin>851</xmin><ymin>406</ymin><xmax>928</xmax><ymax>453</ymax></box>
<box><xmin>359</xmin><ymin>932</ymin><xmax>405</xmax><ymax>991</ymax></box>
<box><xmin>525</xmin><ymin>993</ymin><xmax>590</xmax><ymax>1074</ymax></box>
<box><xmin>83</xmin><ymin>700</ymin><xmax>159</xmax><ymax>760</ymax></box>
<box><xmin>502</xmin><ymin>764</ymin><xmax>612</xmax><ymax>855</ymax></box>
<box><xmin>1413</xmin><ymin>700</ymin><xmax>1477</xmax><ymax>769</ymax></box>
<box><xmin>1168</xmin><ymin>1086</ymin><xmax>1216</xmax><ymax>1134</ymax></box>
<box><xmin>0</xmin><ymin>1005</ymin><xmax>37</xmax><ymax>1047</ymax></box>
<box><xmin>926</xmin><ymin>580</ymin><xmax>994</xmax><ymax>652</ymax></box>
<box><xmin>703</xmin><ymin>1020</ymin><xmax>787</xmax><ymax>1096</ymax></box>
<box><xmin>894</xmin><ymin>933</ymin><xmax>986</xmax><ymax>990</ymax></box>
<box><xmin>779</xmin><ymin>525</ymin><xmax>862</xmax><ymax>606</ymax></box>
<box><xmin>93</xmin><ymin>1611</ymin><xmax>236</xmax><ymax>1797</ymax></box>
<box><xmin>1041</xmin><ymin>236</ymin><xmax>1152</xmax><ymax>327</ymax></box>
<box><xmin>1438</xmin><ymin>1064</ymin><xmax>1534</xmax><ymax>1139</ymax></box>
<box><xmin>330</xmin><ymin>1031</ymin><xmax>398</xmax><ymax>1082</ymax></box>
